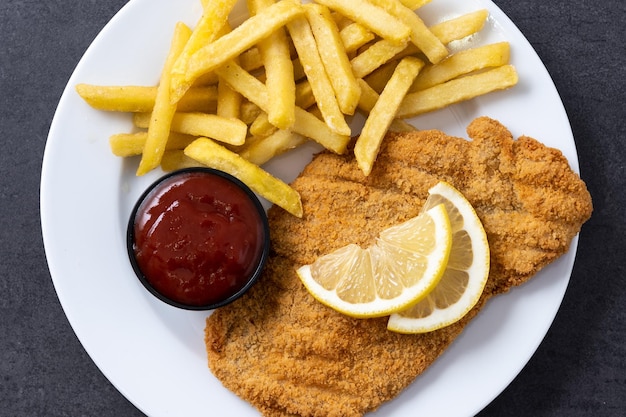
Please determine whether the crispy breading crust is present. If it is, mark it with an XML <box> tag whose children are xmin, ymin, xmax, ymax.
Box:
<box><xmin>205</xmin><ymin>117</ymin><xmax>592</xmax><ymax>417</ymax></box>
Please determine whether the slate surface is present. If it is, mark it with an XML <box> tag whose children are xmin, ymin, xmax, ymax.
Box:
<box><xmin>1</xmin><ymin>0</ymin><xmax>624</xmax><ymax>416</ymax></box>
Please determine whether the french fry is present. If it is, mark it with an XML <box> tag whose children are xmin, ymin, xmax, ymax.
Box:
<box><xmin>216</xmin><ymin>61</ymin><xmax>350</xmax><ymax>154</ymax></box>
<box><xmin>213</xmin><ymin>22</ymin><xmax>244</xmax><ymax>120</ymax></box>
<box><xmin>240</xmin><ymin>101</ymin><xmax>263</xmax><ymax>124</ymax></box>
<box><xmin>78</xmin><ymin>0</ymin><xmax>519</xmax><ymax>217</ymax></box>
<box><xmin>339</xmin><ymin>22</ymin><xmax>376</xmax><ymax>54</ymax></box>
<box><xmin>306</xmin><ymin>3</ymin><xmax>361</xmax><ymax>115</ymax></box>
<box><xmin>169</xmin><ymin>0</ymin><xmax>237</xmax><ymax>103</ymax></box>
<box><xmin>399</xmin><ymin>0</ymin><xmax>432</xmax><ymax>9</ymax></box>
<box><xmin>287</xmin><ymin>14</ymin><xmax>351</xmax><ymax>136</ymax></box>
<box><xmin>249</xmin><ymin>112</ymin><xmax>277</xmax><ymax>137</ymax></box>
<box><xmin>397</xmin><ymin>64</ymin><xmax>519</xmax><ymax>118</ymax></box>
<box><xmin>292</xmin><ymin>106</ymin><xmax>350</xmax><ymax>154</ymax></box>
<box><xmin>248</xmin><ymin>0</ymin><xmax>296</xmax><ymax>130</ymax></box>
<box><xmin>410</xmin><ymin>42</ymin><xmax>511</xmax><ymax>92</ymax></box>
<box><xmin>160</xmin><ymin>149</ymin><xmax>204</xmax><ymax>171</ymax></box>
<box><xmin>217</xmin><ymin>76</ymin><xmax>243</xmax><ymax>119</ymax></box>
<box><xmin>388</xmin><ymin>118</ymin><xmax>417</xmax><ymax>132</ymax></box>
<box><xmin>356</xmin><ymin>79</ymin><xmax>416</xmax><ymax>134</ymax></box>
<box><xmin>351</xmin><ymin>38</ymin><xmax>408</xmax><ymax>79</ymax></box>
<box><xmin>185</xmin><ymin>0</ymin><xmax>304</xmax><ymax>85</ymax></box>
<box><xmin>330</xmin><ymin>10</ymin><xmax>352</xmax><ymax>29</ymax></box>
<box><xmin>239</xmin><ymin>47</ymin><xmax>263</xmax><ymax>72</ymax></box>
<box><xmin>354</xmin><ymin>11</ymin><xmax>492</xmax><ymax>92</ymax></box>
<box><xmin>363</xmin><ymin>10</ymin><xmax>490</xmax><ymax>62</ymax></box>
<box><xmin>292</xmin><ymin>57</ymin><xmax>307</xmax><ymax>81</ymax></box>
<box><xmin>363</xmin><ymin>60</ymin><xmax>399</xmax><ymax>93</ymax></box>
<box><xmin>240</xmin><ymin>129</ymin><xmax>307</xmax><ymax>166</ymax></box>
<box><xmin>295</xmin><ymin>80</ymin><xmax>316</xmax><ymax>109</ymax></box>
<box><xmin>314</xmin><ymin>0</ymin><xmax>411</xmax><ymax>44</ymax></box>
<box><xmin>356</xmin><ymin>78</ymin><xmax>380</xmax><ymax>113</ymax></box>
<box><xmin>368</xmin><ymin>0</ymin><xmax>448</xmax><ymax>63</ymax></box>
<box><xmin>355</xmin><ymin>56</ymin><xmax>424</xmax><ymax>175</ymax></box>
<box><xmin>133</xmin><ymin>111</ymin><xmax>247</xmax><ymax>146</ymax></box>
<box><xmin>430</xmin><ymin>9</ymin><xmax>488</xmax><ymax>45</ymax></box>
<box><xmin>184</xmin><ymin>137</ymin><xmax>303</xmax><ymax>217</ymax></box>
<box><xmin>109</xmin><ymin>131</ymin><xmax>196</xmax><ymax>157</ymax></box>
<box><xmin>215</xmin><ymin>61</ymin><xmax>270</xmax><ymax>109</ymax></box>
<box><xmin>75</xmin><ymin>84</ymin><xmax>217</xmax><ymax>113</ymax></box>
<box><xmin>137</xmin><ymin>22</ymin><xmax>192</xmax><ymax>176</ymax></box>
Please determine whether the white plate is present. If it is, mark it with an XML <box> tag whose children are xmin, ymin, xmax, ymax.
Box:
<box><xmin>41</xmin><ymin>0</ymin><xmax>580</xmax><ymax>416</ymax></box>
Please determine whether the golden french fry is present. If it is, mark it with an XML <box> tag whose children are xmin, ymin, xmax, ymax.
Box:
<box><xmin>185</xmin><ymin>0</ymin><xmax>304</xmax><ymax>85</ymax></box>
<box><xmin>368</xmin><ymin>0</ymin><xmax>448</xmax><ymax>63</ymax></box>
<box><xmin>363</xmin><ymin>60</ymin><xmax>399</xmax><ymax>93</ymax></box>
<box><xmin>249</xmin><ymin>112</ymin><xmax>277</xmax><ymax>137</ymax></box>
<box><xmin>291</xmin><ymin>57</ymin><xmax>307</xmax><ymax>81</ymax></box>
<box><xmin>213</xmin><ymin>23</ymin><xmax>243</xmax><ymax>120</ymax></box>
<box><xmin>75</xmin><ymin>84</ymin><xmax>217</xmax><ymax>113</ymax></box>
<box><xmin>215</xmin><ymin>61</ymin><xmax>270</xmax><ymax>108</ymax></box>
<box><xmin>356</xmin><ymin>78</ymin><xmax>380</xmax><ymax>113</ymax></box>
<box><xmin>248</xmin><ymin>0</ymin><xmax>296</xmax><ymax>130</ymax></box>
<box><xmin>410</xmin><ymin>42</ymin><xmax>511</xmax><ymax>92</ymax></box>
<box><xmin>170</xmin><ymin>0</ymin><xmax>237</xmax><ymax>103</ymax></box>
<box><xmin>160</xmin><ymin>149</ymin><xmax>204</xmax><ymax>171</ymax></box>
<box><xmin>295</xmin><ymin>80</ymin><xmax>316</xmax><ymax>109</ymax></box>
<box><xmin>184</xmin><ymin>137</ymin><xmax>303</xmax><ymax>217</ymax></box>
<box><xmin>397</xmin><ymin>64</ymin><xmax>519</xmax><ymax>118</ymax></box>
<box><xmin>357</xmin><ymin>79</ymin><xmax>416</xmax><ymax>136</ymax></box>
<box><xmin>80</xmin><ymin>0</ymin><xmax>520</xmax><ymax>217</ymax></box>
<box><xmin>259</xmin><ymin>27</ymin><xmax>296</xmax><ymax>129</ymax></box>
<box><xmin>339</xmin><ymin>22</ymin><xmax>376</xmax><ymax>54</ymax></box>
<box><xmin>354</xmin><ymin>10</ymin><xmax>490</xmax><ymax>67</ymax></box>
<box><xmin>216</xmin><ymin>61</ymin><xmax>349</xmax><ymax>154</ymax></box>
<box><xmin>355</xmin><ymin>56</ymin><xmax>424</xmax><ymax>175</ymax></box>
<box><xmin>137</xmin><ymin>22</ymin><xmax>192</xmax><ymax>176</ymax></box>
<box><xmin>217</xmin><ymin>76</ymin><xmax>243</xmax><ymax>119</ymax></box>
<box><xmin>351</xmin><ymin>38</ymin><xmax>408</xmax><ymax>79</ymax></box>
<box><xmin>109</xmin><ymin>131</ymin><xmax>197</xmax><ymax>157</ymax></box>
<box><xmin>287</xmin><ymin>15</ymin><xmax>351</xmax><ymax>136</ymax></box>
<box><xmin>389</xmin><ymin>118</ymin><xmax>418</xmax><ymax>132</ymax></box>
<box><xmin>239</xmin><ymin>48</ymin><xmax>263</xmax><ymax>72</ymax></box>
<box><xmin>134</xmin><ymin>111</ymin><xmax>247</xmax><ymax>146</ymax></box>
<box><xmin>306</xmin><ymin>3</ymin><xmax>361</xmax><ymax>115</ymax></box>
<box><xmin>240</xmin><ymin>101</ymin><xmax>263</xmax><ymax>125</ymax></box>
<box><xmin>398</xmin><ymin>0</ymin><xmax>431</xmax><ymax>9</ymax></box>
<box><xmin>430</xmin><ymin>9</ymin><xmax>488</xmax><ymax>45</ymax></box>
<box><xmin>292</xmin><ymin>107</ymin><xmax>350</xmax><ymax>154</ymax></box>
<box><xmin>240</xmin><ymin>129</ymin><xmax>307</xmax><ymax>166</ymax></box>
<box><xmin>314</xmin><ymin>0</ymin><xmax>411</xmax><ymax>43</ymax></box>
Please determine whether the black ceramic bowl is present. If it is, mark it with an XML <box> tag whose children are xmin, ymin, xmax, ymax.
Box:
<box><xmin>127</xmin><ymin>167</ymin><xmax>270</xmax><ymax>310</ymax></box>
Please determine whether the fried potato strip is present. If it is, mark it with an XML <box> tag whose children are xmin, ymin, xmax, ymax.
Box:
<box><xmin>184</xmin><ymin>138</ymin><xmax>303</xmax><ymax>217</ymax></box>
<box><xmin>136</xmin><ymin>22</ymin><xmax>192</xmax><ymax>176</ymax></box>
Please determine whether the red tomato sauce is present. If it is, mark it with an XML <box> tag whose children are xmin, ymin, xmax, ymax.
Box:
<box><xmin>131</xmin><ymin>171</ymin><xmax>267</xmax><ymax>307</ymax></box>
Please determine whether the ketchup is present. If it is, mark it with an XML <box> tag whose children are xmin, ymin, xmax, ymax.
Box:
<box><xmin>129</xmin><ymin>169</ymin><xmax>268</xmax><ymax>308</ymax></box>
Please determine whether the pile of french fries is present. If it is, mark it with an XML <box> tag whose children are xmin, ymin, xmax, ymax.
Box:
<box><xmin>76</xmin><ymin>0</ymin><xmax>518</xmax><ymax>217</ymax></box>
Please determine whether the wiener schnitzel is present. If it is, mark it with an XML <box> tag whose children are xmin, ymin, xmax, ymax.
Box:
<box><xmin>205</xmin><ymin>117</ymin><xmax>592</xmax><ymax>417</ymax></box>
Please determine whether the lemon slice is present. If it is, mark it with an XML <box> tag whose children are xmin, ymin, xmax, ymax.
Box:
<box><xmin>296</xmin><ymin>204</ymin><xmax>452</xmax><ymax>318</ymax></box>
<box><xmin>387</xmin><ymin>182</ymin><xmax>490</xmax><ymax>333</ymax></box>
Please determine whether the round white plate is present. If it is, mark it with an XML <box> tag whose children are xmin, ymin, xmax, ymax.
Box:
<box><xmin>41</xmin><ymin>0</ymin><xmax>580</xmax><ymax>416</ymax></box>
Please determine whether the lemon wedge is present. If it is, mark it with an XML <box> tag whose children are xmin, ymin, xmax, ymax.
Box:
<box><xmin>296</xmin><ymin>204</ymin><xmax>452</xmax><ymax>318</ymax></box>
<box><xmin>387</xmin><ymin>181</ymin><xmax>490</xmax><ymax>333</ymax></box>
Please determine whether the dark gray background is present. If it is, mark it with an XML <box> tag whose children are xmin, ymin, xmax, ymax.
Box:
<box><xmin>1</xmin><ymin>0</ymin><xmax>624</xmax><ymax>416</ymax></box>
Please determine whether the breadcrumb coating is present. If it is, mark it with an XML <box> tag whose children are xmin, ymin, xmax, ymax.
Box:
<box><xmin>205</xmin><ymin>117</ymin><xmax>592</xmax><ymax>417</ymax></box>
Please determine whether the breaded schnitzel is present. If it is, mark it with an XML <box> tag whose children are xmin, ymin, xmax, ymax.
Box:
<box><xmin>205</xmin><ymin>117</ymin><xmax>592</xmax><ymax>417</ymax></box>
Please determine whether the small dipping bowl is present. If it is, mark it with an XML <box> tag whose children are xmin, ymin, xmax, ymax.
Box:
<box><xmin>127</xmin><ymin>167</ymin><xmax>270</xmax><ymax>310</ymax></box>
